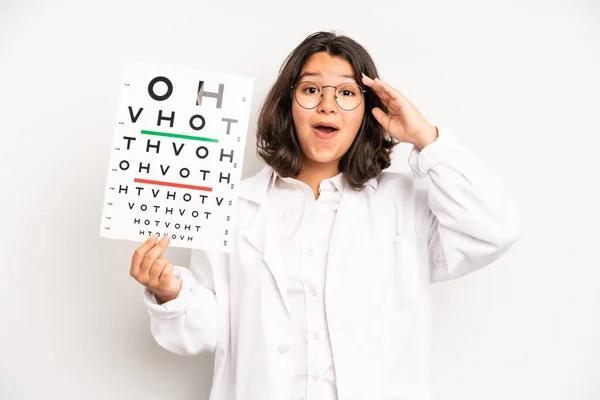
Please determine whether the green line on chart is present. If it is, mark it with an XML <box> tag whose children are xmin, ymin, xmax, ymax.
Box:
<box><xmin>141</xmin><ymin>130</ymin><xmax>219</xmax><ymax>143</ymax></box>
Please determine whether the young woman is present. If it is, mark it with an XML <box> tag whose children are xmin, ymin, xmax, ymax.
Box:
<box><xmin>130</xmin><ymin>31</ymin><xmax>520</xmax><ymax>400</ymax></box>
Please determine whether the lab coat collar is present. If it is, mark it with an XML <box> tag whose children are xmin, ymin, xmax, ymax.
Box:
<box><xmin>238</xmin><ymin>165</ymin><xmax>275</xmax><ymax>205</ymax></box>
<box><xmin>238</xmin><ymin>165</ymin><xmax>378</xmax><ymax>205</ymax></box>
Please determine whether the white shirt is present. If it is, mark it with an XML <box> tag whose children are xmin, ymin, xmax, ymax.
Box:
<box><xmin>269</xmin><ymin>172</ymin><xmax>345</xmax><ymax>400</ymax></box>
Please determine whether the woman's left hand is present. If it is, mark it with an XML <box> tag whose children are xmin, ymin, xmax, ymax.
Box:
<box><xmin>361</xmin><ymin>73</ymin><xmax>438</xmax><ymax>151</ymax></box>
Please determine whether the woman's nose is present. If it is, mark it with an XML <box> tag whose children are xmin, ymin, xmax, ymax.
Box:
<box><xmin>318</xmin><ymin>87</ymin><xmax>338</xmax><ymax>113</ymax></box>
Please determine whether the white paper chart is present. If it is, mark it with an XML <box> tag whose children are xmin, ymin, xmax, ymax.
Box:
<box><xmin>100</xmin><ymin>63</ymin><xmax>254</xmax><ymax>252</ymax></box>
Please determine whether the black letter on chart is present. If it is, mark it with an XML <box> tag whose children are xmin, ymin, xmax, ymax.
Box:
<box><xmin>220</xmin><ymin>149</ymin><xmax>234</xmax><ymax>163</ymax></box>
<box><xmin>123</xmin><ymin>136</ymin><xmax>136</xmax><ymax>150</ymax></box>
<box><xmin>189</xmin><ymin>115</ymin><xmax>206</xmax><ymax>131</ymax></box>
<box><xmin>196</xmin><ymin>146</ymin><xmax>209</xmax><ymax>159</ymax></box>
<box><xmin>172</xmin><ymin>142</ymin><xmax>185</xmax><ymax>156</ymax></box>
<box><xmin>139</xmin><ymin>163</ymin><xmax>150</xmax><ymax>173</ymax></box>
<box><xmin>128</xmin><ymin>107</ymin><xmax>144</xmax><ymax>123</ymax></box>
<box><xmin>146</xmin><ymin>140</ymin><xmax>160</xmax><ymax>153</ymax></box>
<box><xmin>148</xmin><ymin>77</ymin><xmax>173</xmax><ymax>101</ymax></box>
<box><xmin>219</xmin><ymin>172</ymin><xmax>231</xmax><ymax>184</ymax></box>
<box><xmin>158</xmin><ymin>110</ymin><xmax>175</xmax><ymax>128</ymax></box>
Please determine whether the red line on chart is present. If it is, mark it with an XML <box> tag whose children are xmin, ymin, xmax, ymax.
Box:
<box><xmin>134</xmin><ymin>178</ymin><xmax>213</xmax><ymax>192</ymax></box>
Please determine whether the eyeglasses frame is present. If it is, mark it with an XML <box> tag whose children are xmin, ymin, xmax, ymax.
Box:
<box><xmin>290</xmin><ymin>81</ymin><xmax>367</xmax><ymax>111</ymax></box>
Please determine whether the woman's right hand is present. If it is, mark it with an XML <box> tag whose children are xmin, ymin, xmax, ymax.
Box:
<box><xmin>130</xmin><ymin>234</ymin><xmax>182</xmax><ymax>304</ymax></box>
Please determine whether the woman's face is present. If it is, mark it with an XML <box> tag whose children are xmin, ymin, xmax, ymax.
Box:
<box><xmin>291</xmin><ymin>52</ymin><xmax>365</xmax><ymax>171</ymax></box>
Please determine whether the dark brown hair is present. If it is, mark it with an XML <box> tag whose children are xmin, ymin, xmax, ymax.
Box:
<box><xmin>256</xmin><ymin>31</ymin><xmax>396</xmax><ymax>190</ymax></box>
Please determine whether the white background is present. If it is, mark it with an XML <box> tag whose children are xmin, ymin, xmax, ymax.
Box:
<box><xmin>1</xmin><ymin>0</ymin><xmax>599</xmax><ymax>399</ymax></box>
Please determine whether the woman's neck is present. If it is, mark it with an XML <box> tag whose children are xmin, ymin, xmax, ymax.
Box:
<box><xmin>295</xmin><ymin>159</ymin><xmax>340</xmax><ymax>200</ymax></box>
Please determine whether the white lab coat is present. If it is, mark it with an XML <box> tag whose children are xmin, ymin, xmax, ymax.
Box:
<box><xmin>143</xmin><ymin>128</ymin><xmax>521</xmax><ymax>400</ymax></box>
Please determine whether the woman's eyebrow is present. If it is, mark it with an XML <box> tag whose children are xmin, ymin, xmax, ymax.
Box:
<box><xmin>298</xmin><ymin>71</ymin><xmax>322</xmax><ymax>81</ymax></box>
<box><xmin>298</xmin><ymin>71</ymin><xmax>356</xmax><ymax>81</ymax></box>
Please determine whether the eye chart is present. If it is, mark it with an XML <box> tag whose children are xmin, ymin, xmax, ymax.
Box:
<box><xmin>100</xmin><ymin>63</ymin><xmax>254</xmax><ymax>252</ymax></box>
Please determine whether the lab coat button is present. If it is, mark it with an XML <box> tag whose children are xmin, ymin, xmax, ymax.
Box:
<box><xmin>278</xmin><ymin>343</ymin><xmax>291</xmax><ymax>354</ymax></box>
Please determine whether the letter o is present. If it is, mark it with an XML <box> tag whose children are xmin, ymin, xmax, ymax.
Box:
<box><xmin>189</xmin><ymin>115</ymin><xmax>206</xmax><ymax>130</ymax></box>
<box><xmin>196</xmin><ymin>146</ymin><xmax>209</xmax><ymax>159</ymax></box>
<box><xmin>148</xmin><ymin>76</ymin><xmax>173</xmax><ymax>101</ymax></box>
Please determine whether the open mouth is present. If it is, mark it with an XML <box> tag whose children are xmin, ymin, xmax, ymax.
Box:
<box><xmin>313</xmin><ymin>124</ymin><xmax>339</xmax><ymax>138</ymax></box>
<box><xmin>315</xmin><ymin>125</ymin><xmax>338</xmax><ymax>134</ymax></box>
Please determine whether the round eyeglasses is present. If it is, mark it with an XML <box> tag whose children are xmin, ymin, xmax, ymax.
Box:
<box><xmin>291</xmin><ymin>81</ymin><xmax>366</xmax><ymax>111</ymax></box>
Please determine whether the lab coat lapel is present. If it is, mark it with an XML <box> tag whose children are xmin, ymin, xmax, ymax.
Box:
<box><xmin>241</xmin><ymin>166</ymin><xmax>290</xmax><ymax>317</ymax></box>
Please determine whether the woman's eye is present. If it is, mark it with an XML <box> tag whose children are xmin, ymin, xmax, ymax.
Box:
<box><xmin>306</xmin><ymin>87</ymin><xmax>318</xmax><ymax>94</ymax></box>
<box><xmin>341</xmin><ymin>89</ymin><xmax>354</xmax><ymax>96</ymax></box>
